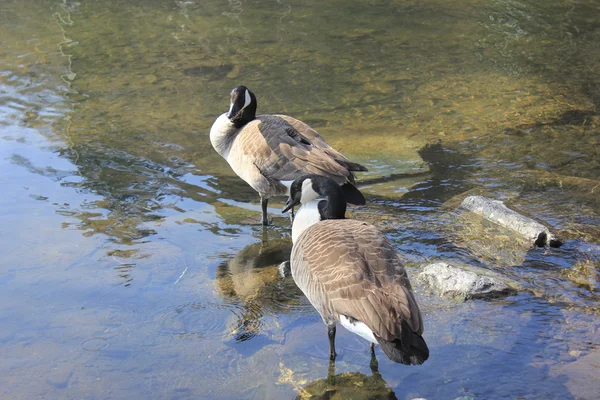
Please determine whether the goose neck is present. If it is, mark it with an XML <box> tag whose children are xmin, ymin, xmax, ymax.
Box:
<box><xmin>318</xmin><ymin>187</ymin><xmax>346</xmax><ymax>220</ymax></box>
<box><xmin>209</xmin><ymin>113</ymin><xmax>238</xmax><ymax>157</ymax></box>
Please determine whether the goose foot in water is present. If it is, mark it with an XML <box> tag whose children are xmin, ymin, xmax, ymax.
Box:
<box><xmin>278</xmin><ymin>261</ymin><xmax>291</xmax><ymax>278</ymax></box>
<box><xmin>326</xmin><ymin>359</ymin><xmax>336</xmax><ymax>386</ymax></box>
<box><xmin>369</xmin><ymin>343</ymin><xmax>381</xmax><ymax>375</ymax></box>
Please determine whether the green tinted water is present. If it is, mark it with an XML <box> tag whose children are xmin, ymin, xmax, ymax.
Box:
<box><xmin>1</xmin><ymin>0</ymin><xmax>599</xmax><ymax>399</ymax></box>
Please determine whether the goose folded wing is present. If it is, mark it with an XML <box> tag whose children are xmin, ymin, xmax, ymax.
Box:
<box><xmin>324</xmin><ymin>258</ymin><xmax>422</xmax><ymax>341</ymax></box>
<box><xmin>240</xmin><ymin>117</ymin><xmax>355</xmax><ymax>182</ymax></box>
<box><xmin>276</xmin><ymin>115</ymin><xmax>367</xmax><ymax>173</ymax></box>
<box><xmin>301</xmin><ymin>224</ymin><xmax>423</xmax><ymax>340</ymax></box>
<box><xmin>274</xmin><ymin>115</ymin><xmax>332</xmax><ymax>149</ymax></box>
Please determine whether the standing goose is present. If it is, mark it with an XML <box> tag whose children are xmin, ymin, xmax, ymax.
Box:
<box><xmin>282</xmin><ymin>175</ymin><xmax>429</xmax><ymax>365</ymax></box>
<box><xmin>209</xmin><ymin>85</ymin><xmax>367</xmax><ymax>225</ymax></box>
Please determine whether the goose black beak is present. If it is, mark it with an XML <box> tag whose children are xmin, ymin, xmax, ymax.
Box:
<box><xmin>282</xmin><ymin>198</ymin><xmax>299</xmax><ymax>213</ymax></box>
<box><xmin>226</xmin><ymin>103</ymin><xmax>240</xmax><ymax>119</ymax></box>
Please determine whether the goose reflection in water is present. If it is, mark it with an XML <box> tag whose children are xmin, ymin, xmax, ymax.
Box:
<box><xmin>214</xmin><ymin>237</ymin><xmax>306</xmax><ymax>342</ymax></box>
<box><xmin>297</xmin><ymin>350</ymin><xmax>397</xmax><ymax>400</ymax></box>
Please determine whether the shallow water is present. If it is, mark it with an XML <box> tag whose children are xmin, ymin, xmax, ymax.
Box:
<box><xmin>1</xmin><ymin>0</ymin><xmax>599</xmax><ymax>399</ymax></box>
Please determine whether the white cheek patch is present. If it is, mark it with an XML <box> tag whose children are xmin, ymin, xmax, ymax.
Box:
<box><xmin>241</xmin><ymin>89</ymin><xmax>251</xmax><ymax>110</ymax></box>
<box><xmin>228</xmin><ymin>89</ymin><xmax>251</xmax><ymax>116</ymax></box>
<box><xmin>291</xmin><ymin>200</ymin><xmax>321</xmax><ymax>244</ymax></box>
<box><xmin>300</xmin><ymin>179</ymin><xmax>319</xmax><ymax>204</ymax></box>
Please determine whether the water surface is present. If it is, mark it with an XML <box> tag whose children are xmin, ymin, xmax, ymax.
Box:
<box><xmin>1</xmin><ymin>0</ymin><xmax>599</xmax><ymax>399</ymax></box>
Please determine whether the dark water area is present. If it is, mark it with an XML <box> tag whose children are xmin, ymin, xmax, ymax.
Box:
<box><xmin>1</xmin><ymin>0</ymin><xmax>599</xmax><ymax>399</ymax></box>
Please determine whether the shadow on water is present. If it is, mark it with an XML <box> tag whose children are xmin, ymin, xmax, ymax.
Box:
<box><xmin>393</xmin><ymin>141</ymin><xmax>475</xmax><ymax>210</ymax></box>
<box><xmin>354</xmin><ymin>140</ymin><xmax>475</xmax><ymax>212</ymax></box>
<box><xmin>214</xmin><ymin>237</ymin><xmax>306</xmax><ymax>344</ymax></box>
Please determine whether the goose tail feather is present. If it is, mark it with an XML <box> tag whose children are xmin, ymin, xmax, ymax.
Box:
<box><xmin>342</xmin><ymin>160</ymin><xmax>368</xmax><ymax>172</ymax></box>
<box><xmin>341</xmin><ymin>183</ymin><xmax>366</xmax><ymax>206</ymax></box>
<box><xmin>375</xmin><ymin>320</ymin><xmax>429</xmax><ymax>365</ymax></box>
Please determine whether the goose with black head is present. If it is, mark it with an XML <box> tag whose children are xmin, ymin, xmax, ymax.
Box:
<box><xmin>282</xmin><ymin>175</ymin><xmax>429</xmax><ymax>365</ymax></box>
<box><xmin>209</xmin><ymin>86</ymin><xmax>367</xmax><ymax>225</ymax></box>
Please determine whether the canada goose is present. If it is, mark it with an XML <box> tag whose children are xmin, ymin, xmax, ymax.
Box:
<box><xmin>281</xmin><ymin>175</ymin><xmax>429</xmax><ymax>365</ymax></box>
<box><xmin>209</xmin><ymin>85</ymin><xmax>367</xmax><ymax>225</ymax></box>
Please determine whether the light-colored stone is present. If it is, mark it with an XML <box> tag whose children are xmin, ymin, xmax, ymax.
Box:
<box><xmin>460</xmin><ymin>195</ymin><xmax>561</xmax><ymax>247</ymax></box>
<box><xmin>418</xmin><ymin>262</ymin><xmax>518</xmax><ymax>301</ymax></box>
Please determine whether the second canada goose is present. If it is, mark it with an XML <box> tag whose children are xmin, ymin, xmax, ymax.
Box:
<box><xmin>282</xmin><ymin>175</ymin><xmax>429</xmax><ymax>365</ymax></box>
<box><xmin>209</xmin><ymin>85</ymin><xmax>367</xmax><ymax>225</ymax></box>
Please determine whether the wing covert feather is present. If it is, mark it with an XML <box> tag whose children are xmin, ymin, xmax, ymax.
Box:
<box><xmin>236</xmin><ymin>115</ymin><xmax>359</xmax><ymax>184</ymax></box>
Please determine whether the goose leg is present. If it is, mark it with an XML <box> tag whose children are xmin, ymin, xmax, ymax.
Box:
<box><xmin>260</xmin><ymin>197</ymin><xmax>269</xmax><ymax>226</ymax></box>
<box><xmin>369</xmin><ymin>343</ymin><xmax>381</xmax><ymax>377</ymax></box>
<box><xmin>289</xmin><ymin>206</ymin><xmax>295</xmax><ymax>223</ymax></box>
<box><xmin>260</xmin><ymin>225</ymin><xmax>269</xmax><ymax>246</ymax></box>
<box><xmin>278</xmin><ymin>261</ymin><xmax>291</xmax><ymax>278</ymax></box>
<box><xmin>326</xmin><ymin>359</ymin><xmax>336</xmax><ymax>385</ymax></box>
<box><xmin>327</xmin><ymin>324</ymin><xmax>337</xmax><ymax>361</ymax></box>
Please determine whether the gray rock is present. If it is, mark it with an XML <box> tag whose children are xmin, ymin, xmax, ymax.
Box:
<box><xmin>418</xmin><ymin>262</ymin><xmax>518</xmax><ymax>301</ymax></box>
<box><xmin>460</xmin><ymin>195</ymin><xmax>561</xmax><ymax>247</ymax></box>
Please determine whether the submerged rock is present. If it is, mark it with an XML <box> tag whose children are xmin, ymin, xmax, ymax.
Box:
<box><xmin>418</xmin><ymin>262</ymin><xmax>518</xmax><ymax>301</ymax></box>
<box><xmin>562</xmin><ymin>258</ymin><xmax>598</xmax><ymax>291</ymax></box>
<box><xmin>296</xmin><ymin>372</ymin><xmax>397</xmax><ymax>400</ymax></box>
<box><xmin>460</xmin><ymin>195</ymin><xmax>562</xmax><ymax>247</ymax></box>
<box><xmin>296</xmin><ymin>362</ymin><xmax>397</xmax><ymax>400</ymax></box>
<box><xmin>549</xmin><ymin>349</ymin><xmax>600</xmax><ymax>399</ymax></box>
<box><xmin>575</xmin><ymin>242</ymin><xmax>600</xmax><ymax>261</ymax></box>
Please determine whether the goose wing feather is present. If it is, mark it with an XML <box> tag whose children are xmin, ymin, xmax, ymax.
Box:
<box><xmin>292</xmin><ymin>220</ymin><xmax>424</xmax><ymax>341</ymax></box>
<box><xmin>236</xmin><ymin>115</ymin><xmax>364</xmax><ymax>184</ymax></box>
<box><xmin>277</xmin><ymin>115</ymin><xmax>368</xmax><ymax>175</ymax></box>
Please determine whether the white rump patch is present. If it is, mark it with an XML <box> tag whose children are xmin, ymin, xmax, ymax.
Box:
<box><xmin>300</xmin><ymin>179</ymin><xmax>319</xmax><ymax>204</ymax></box>
<box><xmin>292</xmin><ymin>200</ymin><xmax>321</xmax><ymax>244</ymax></box>
<box><xmin>339</xmin><ymin>315</ymin><xmax>377</xmax><ymax>344</ymax></box>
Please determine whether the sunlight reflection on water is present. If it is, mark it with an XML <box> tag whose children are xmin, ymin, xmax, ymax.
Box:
<box><xmin>0</xmin><ymin>0</ymin><xmax>599</xmax><ymax>398</ymax></box>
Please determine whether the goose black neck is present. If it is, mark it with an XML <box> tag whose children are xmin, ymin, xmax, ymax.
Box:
<box><xmin>316</xmin><ymin>183</ymin><xmax>346</xmax><ymax>220</ymax></box>
<box><xmin>232</xmin><ymin>103</ymin><xmax>256</xmax><ymax>128</ymax></box>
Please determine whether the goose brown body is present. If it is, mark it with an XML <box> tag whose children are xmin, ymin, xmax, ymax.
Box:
<box><xmin>290</xmin><ymin>217</ymin><xmax>428</xmax><ymax>364</ymax></box>
<box><xmin>291</xmin><ymin>219</ymin><xmax>424</xmax><ymax>339</ymax></box>
<box><xmin>210</xmin><ymin>86</ymin><xmax>366</xmax><ymax>225</ymax></box>
<box><xmin>213</xmin><ymin>114</ymin><xmax>364</xmax><ymax>199</ymax></box>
